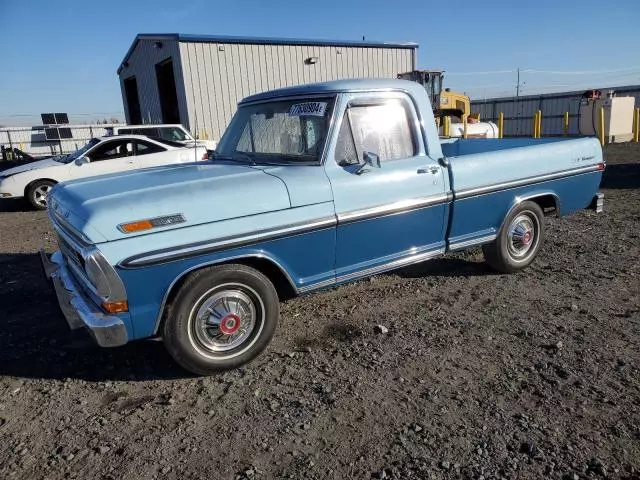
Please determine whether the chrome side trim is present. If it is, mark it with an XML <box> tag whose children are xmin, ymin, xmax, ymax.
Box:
<box><xmin>151</xmin><ymin>253</ymin><xmax>300</xmax><ymax>335</ymax></box>
<box><xmin>120</xmin><ymin>216</ymin><xmax>337</xmax><ymax>268</ymax></box>
<box><xmin>298</xmin><ymin>247</ymin><xmax>445</xmax><ymax>294</ymax></box>
<box><xmin>448</xmin><ymin>234</ymin><xmax>497</xmax><ymax>252</ymax></box>
<box><xmin>297</xmin><ymin>277</ymin><xmax>336</xmax><ymax>294</ymax></box>
<box><xmin>337</xmin><ymin>248</ymin><xmax>445</xmax><ymax>283</ymax></box>
<box><xmin>337</xmin><ymin>193</ymin><xmax>451</xmax><ymax>224</ymax></box>
<box><xmin>455</xmin><ymin>165</ymin><xmax>602</xmax><ymax>200</ymax></box>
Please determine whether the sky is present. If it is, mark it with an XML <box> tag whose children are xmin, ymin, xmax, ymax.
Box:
<box><xmin>1</xmin><ymin>0</ymin><xmax>639</xmax><ymax>126</ymax></box>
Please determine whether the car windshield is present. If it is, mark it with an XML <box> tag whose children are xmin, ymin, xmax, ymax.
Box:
<box><xmin>54</xmin><ymin>138</ymin><xmax>100</xmax><ymax>163</ymax></box>
<box><xmin>215</xmin><ymin>97</ymin><xmax>335</xmax><ymax>165</ymax></box>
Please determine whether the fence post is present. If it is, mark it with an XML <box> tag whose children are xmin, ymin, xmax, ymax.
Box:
<box><xmin>563</xmin><ymin>111</ymin><xmax>569</xmax><ymax>136</ymax></box>
<box><xmin>443</xmin><ymin>116</ymin><xmax>450</xmax><ymax>137</ymax></box>
<box><xmin>532</xmin><ymin>112</ymin><xmax>537</xmax><ymax>138</ymax></box>
<box><xmin>634</xmin><ymin>107</ymin><xmax>639</xmax><ymax>143</ymax></box>
<box><xmin>463</xmin><ymin>116</ymin><xmax>468</xmax><ymax>139</ymax></box>
<box><xmin>599</xmin><ymin>106</ymin><xmax>605</xmax><ymax>146</ymax></box>
<box><xmin>498</xmin><ymin>112</ymin><xmax>504</xmax><ymax>139</ymax></box>
<box><xmin>7</xmin><ymin>131</ymin><xmax>14</xmax><ymax>159</ymax></box>
<box><xmin>537</xmin><ymin>110</ymin><xmax>542</xmax><ymax>138</ymax></box>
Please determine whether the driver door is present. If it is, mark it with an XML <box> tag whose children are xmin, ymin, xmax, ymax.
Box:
<box><xmin>324</xmin><ymin>93</ymin><xmax>448</xmax><ymax>280</ymax></box>
<box><xmin>69</xmin><ymin>139</ymin><xmax>138</xmax><ymax>179</ymax></box>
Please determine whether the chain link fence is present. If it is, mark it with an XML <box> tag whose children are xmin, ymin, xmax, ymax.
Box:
<box><xmin>0</xmin><ymin>124</ymin><xmax>120</xmax><ymax>163</ymax></box>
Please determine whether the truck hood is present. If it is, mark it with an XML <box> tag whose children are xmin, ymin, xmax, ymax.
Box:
<box><xmin>49</xmin><ymin>163</ymin><xmax>291</xmax><ymax>243</ymax></box>
<box><xmin>1</xmin><ymin>157</ymin><xmax>61</xmax><ymax>177</ymax></box>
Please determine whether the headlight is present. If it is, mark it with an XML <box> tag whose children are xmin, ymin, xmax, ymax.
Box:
<box><xmin>83</xmin><ymin>248</ymin><xmax>128</xmax><ymax>313</ymax></box>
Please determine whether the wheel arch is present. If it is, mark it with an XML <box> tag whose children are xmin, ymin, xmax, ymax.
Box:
<box><xmin>24</xmin><ymin>177</ymin><xmax>58</xmax><ymax>198</ymax></box>
<box><xmin>153</xmin><ymin>254</ymin><xmax>298</xmax><ymax>336</ymax></box>
<box><xmin>501</xmin><ymin>192</ymin><xmax>560</xmax><ymax>231</ymax></box>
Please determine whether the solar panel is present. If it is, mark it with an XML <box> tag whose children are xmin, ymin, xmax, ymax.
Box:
<box><xmin>54</xmin><ymin>113</ymin><xmax>69</xmax><ymax>124</ymax></box>
<box><xmin>44</xmin><ymin>128</ymin><xmax>61</xmax><ymax>140</ymax></box>
<box><xmin>58</xmin><ymin>127</ymin><xmax>73</xmax><ymax>139</ymax></box>
<box><xmin>41</xmin><ymin>113</ymin><xmax>55</xmax><ymax>125</ymax></box>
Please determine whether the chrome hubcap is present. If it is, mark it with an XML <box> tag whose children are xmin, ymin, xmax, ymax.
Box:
<box><xmin>192</xmin><ymin>288</ymin><xmax>257</xmax><ymax>353</ymax></box>
<box><xmin>508</xmin><ymin>213</ymin><xmax>537</xmax><ymax>258</ymax></box>
<box><xmin>34</xmin><ymin>185</ymin><xmax>52</xmax><ymax>206</ymax></box>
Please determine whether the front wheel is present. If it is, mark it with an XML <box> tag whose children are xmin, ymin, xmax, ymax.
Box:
<box><xmin>163</xmin><ymin>264</ymin><xmax>279</xmax><ymax>375</ymax></box>
<box><xmin>483</xmin><ymin>201</ymin><xmax>545</xmax><ymax>273</ymax></box>
<box><xmin>27</xmin><ymin>179</ymin><xmax>56</xmax><ymax>210</ymax></box>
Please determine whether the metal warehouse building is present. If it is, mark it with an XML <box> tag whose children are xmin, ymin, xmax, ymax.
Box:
<box><xmin>117</xmin><ymin>33</ymin><xmax>417</xmax><ymax>141</ymax></box>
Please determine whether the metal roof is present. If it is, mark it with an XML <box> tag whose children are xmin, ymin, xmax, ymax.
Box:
<box><xmin>118</xmin><ymin>33</ymin><xmax>418</xmax><ymax>74</ymax></box>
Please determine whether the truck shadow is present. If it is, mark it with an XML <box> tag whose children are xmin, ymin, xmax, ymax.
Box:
<box><xmin>0</xmin><ymin>253</ymin><xmax>190</xmax><ymax>381</ymax></box>
<box><xmin>601</xmin><ymin>163</ymin><xmax>640</xmax><ymax>190</ymax></box>
<box><xmin>0</xmin><ymin>198</ymin><xmax>31</xmax><ymax>213</ymax></box>
<box><xmin>0</xmin><ymin>252</ymin><xmax>496</xmax><ymax>382</ymax></box>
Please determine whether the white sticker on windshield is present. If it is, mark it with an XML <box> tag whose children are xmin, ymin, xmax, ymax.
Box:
<box><xmin>288</xmin><ymin>102</ymin><xmax>327</xmax><ymax>117</ymax></box>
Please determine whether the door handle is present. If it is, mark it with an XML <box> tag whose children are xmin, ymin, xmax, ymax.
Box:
<box><xmin>417</xmin><ymin>166</ymin><xmax>440</xmax><ymax>175</ymax></box>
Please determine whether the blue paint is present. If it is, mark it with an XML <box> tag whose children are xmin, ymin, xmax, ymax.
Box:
<box><xmin>448</xmin><ymin>171</ymin><xmax>602</xmax><ymax>243</ymax></box>
<box><xmin>118</xmin><ymin>227</ymin><xmax>336</xmax><ymax>339</ymax></box>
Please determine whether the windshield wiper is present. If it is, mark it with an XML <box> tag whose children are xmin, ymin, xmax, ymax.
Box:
<box><xmin>211</xmin><ymin>152</ymin><xmax>256</xmax><ymax>166</ymax></box>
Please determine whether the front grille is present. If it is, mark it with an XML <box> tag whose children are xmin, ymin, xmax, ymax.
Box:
<box><xmin>57</xmin><ymin>233</ymin><xmax>85</xmax><ymax>272</ymax></box>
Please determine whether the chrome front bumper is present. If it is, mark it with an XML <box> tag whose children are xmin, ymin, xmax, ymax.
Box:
<box><xmin>41</xmin><ymin>250</ymin><xmax>128</xmax><ymax>347</ymax></box>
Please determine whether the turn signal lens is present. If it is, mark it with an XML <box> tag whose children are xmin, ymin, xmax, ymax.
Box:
<box><xmin>119</xmin><ymin>220</ymin><xmax>153</xmax><ymax>233</ymax></box>
<box><xmin>202</xmin><ymin>150</ymin><xmax>209</xmax><ymax>160</ymax></box>
<box><xmin>102</xmin><ymin>300</ymin><xmax>129</xmax><ymax>314</ymax></box>
<box><xmin>596</xmin><ymin>162</ymin><xmax>606</xmax><ymax>171</ymax></box>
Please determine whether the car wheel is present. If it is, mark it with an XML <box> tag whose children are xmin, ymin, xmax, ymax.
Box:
<box><xmin>27</xmin><ymin>179</ymin><xmax>56</xmax><ymax>210</ymax></box>
<box><xmin>163</xmin><ymin>264</ymin><xmax>279</xmax><ymax>375</ymax></box>
<box><xmin>483</xmin><ymin>200</ymin><xmax>545</xmax><ymax>273</ymax></box>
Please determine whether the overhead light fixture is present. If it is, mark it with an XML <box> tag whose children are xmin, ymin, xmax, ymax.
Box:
<box><xmin>305</xmin><ymin>56</ymin><xmax>319</xmax><ymax>65</ymax></box>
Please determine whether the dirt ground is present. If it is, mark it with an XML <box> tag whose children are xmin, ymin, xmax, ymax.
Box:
<box><xmin>0</xmin><ymin>143</ymin><xmax>638</xmax><ymax>480</ymax></box>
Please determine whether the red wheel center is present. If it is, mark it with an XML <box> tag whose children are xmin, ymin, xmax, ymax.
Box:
<box><xmin>219</xmin><ymin>313</ymin><xmax>241</xmax><ymax>334</ymax></box>
<box><xmin>522</xmin><ymin>231</ymin><xmax>532</xmax><ymax>245</ymax></box>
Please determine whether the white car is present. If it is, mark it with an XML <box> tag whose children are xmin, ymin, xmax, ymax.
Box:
<box><xmin>0</xmin><ymin>135</ymin><xmax>207</xmax><ymax>210</ymax></box>
<box><xmin>106</xmin><ymin>124</ymin><xmax>217</xmax><ymax>151</ymax></box>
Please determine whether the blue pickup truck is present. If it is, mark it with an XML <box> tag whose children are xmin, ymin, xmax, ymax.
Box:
<box><xmin>41</xmin><ymin>79</ymin><xmax>605</xmax><ymax>374</ymax></box>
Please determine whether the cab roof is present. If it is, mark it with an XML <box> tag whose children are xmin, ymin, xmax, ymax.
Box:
<box><xmin>239</xmin><ymin>78</ymin><xmax>426</xmax><ymax>104</ymax></box>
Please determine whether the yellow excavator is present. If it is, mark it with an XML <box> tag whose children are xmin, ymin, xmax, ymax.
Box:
<box><xmin>397</xmin><ymin>69</ymin><xmax>480</xmax><ymax>122</ymax></box>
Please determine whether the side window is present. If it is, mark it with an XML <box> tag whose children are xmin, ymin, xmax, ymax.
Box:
<box><xmin>336</xmin><ymin>100</ymin><xmax>416</xmax><ymax>164</ymax></box>
<box><xmin>134</xmin><ymin>140</ymin><xmax>166</xmax><ymax>155</ymax></box>
<box><xmin>88</xmin><ymin>140</ymin><xmax>133</xmax><ymax>161</ymax></box>
<box><xmin>159</xmin><ymin>127</ymin><xmax>188</xmax><ymax>142</ymax></box>
<box><xmin>334</xmin><ymin>114</ymin><xmax>358</xmax><ymax>165</ymax></box>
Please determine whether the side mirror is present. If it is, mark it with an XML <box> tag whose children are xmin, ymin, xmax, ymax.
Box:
<box><xmin>363</xmin><ymin>151</ymin><xmax>381</xmax><ymax>168</ymax></box>
<box><xmin>75</xmin><ymin>156</ymin><xmax>90</xmax><ymax>166</ymax></box>
<box><xmin>355</xmin><ymin>151</ymin><xmax>381</xmax><ymax>175</ymax></box>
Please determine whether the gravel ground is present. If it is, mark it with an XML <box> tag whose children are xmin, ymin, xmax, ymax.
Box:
<box><xmin>0</xmin><ymin>143</ymin><xmax>638</xmax><ymax>480</ymax></box>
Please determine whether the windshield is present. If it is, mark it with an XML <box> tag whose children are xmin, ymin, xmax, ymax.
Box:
<box><xmin>54</xmin><ymin>138</ymin><xmax>100</xmax><ymax>163</ymax></box>
<box><xmin>215</xmin><ymin>97</ymin><xmax>335</xmax><ymax>165</ymax></box>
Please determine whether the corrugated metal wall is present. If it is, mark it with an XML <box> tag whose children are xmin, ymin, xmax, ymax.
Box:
<box><xmin>472</xmin><ymin>85</ymin><xmax>640</xmax><ymax>136</ymax></box>
<box><xmin>179</xmin><ymin>42</ymin><xmax>414</xmax><ymax>140</ymax></box>
<box><xmin>118</xmin><ymin>39</ymin><xmax>189</xmax><ymax>127</ymax></box>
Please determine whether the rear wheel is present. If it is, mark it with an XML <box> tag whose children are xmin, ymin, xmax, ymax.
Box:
<box><xmin>163</xmin><ymin>264</ymin><xmax>279</xmax><ymax>375</ymax></box>
<box><xmin>26</xmin><ymin>179</ymin><xmax>56</xmax><ymax>210</ymax></box>
<box><xmin>483</xmin><ymin>201</ymin><xmax>545</xmax><ymax>273</ymax></box>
